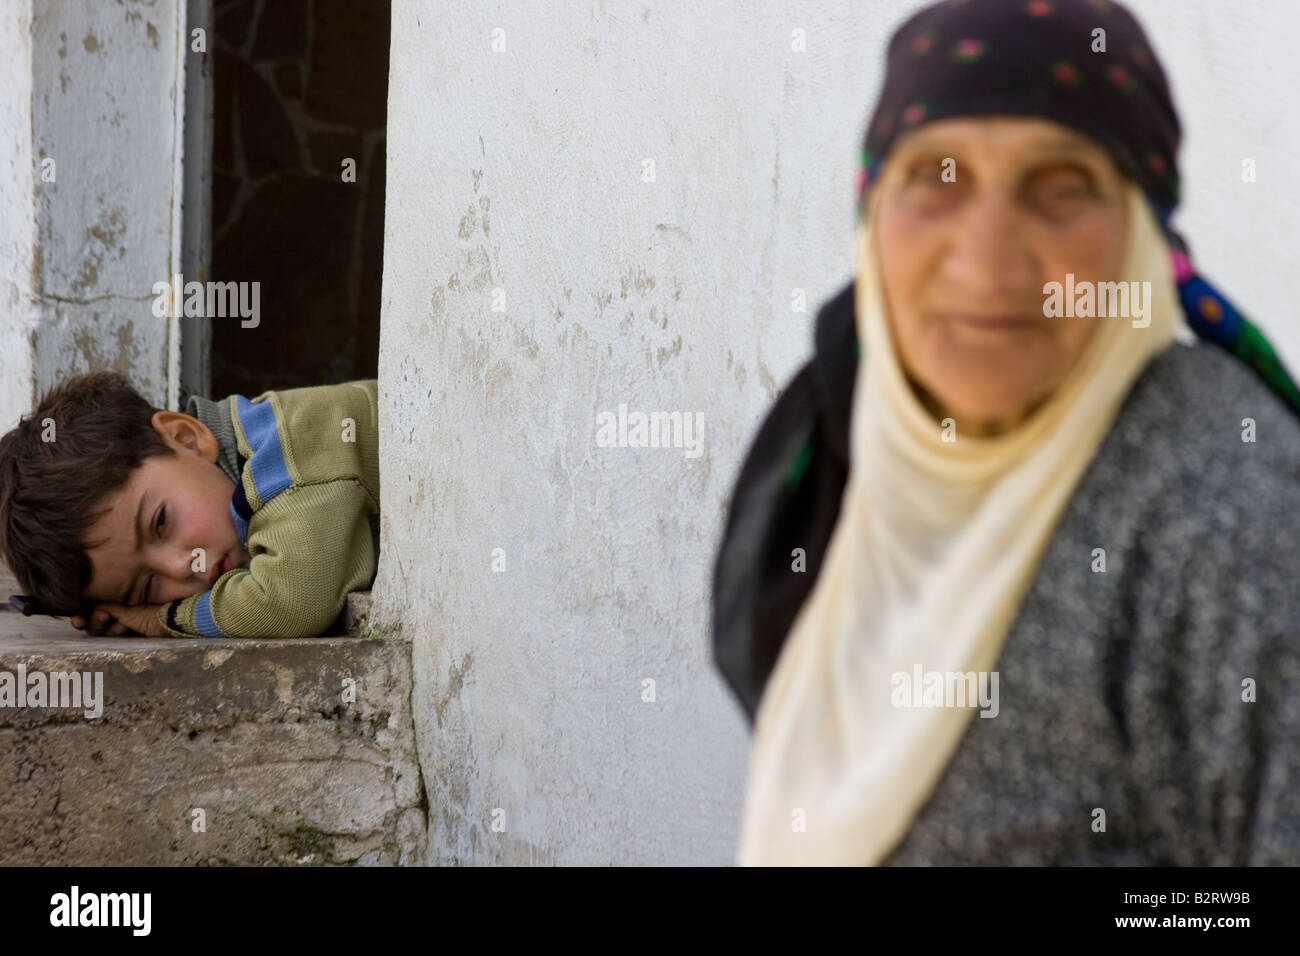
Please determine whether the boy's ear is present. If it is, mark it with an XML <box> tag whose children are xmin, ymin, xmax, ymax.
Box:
<box><xmin>150</xmin><ymin>410</ymin><xmax>219</xmax><ymax>461</ymax></box>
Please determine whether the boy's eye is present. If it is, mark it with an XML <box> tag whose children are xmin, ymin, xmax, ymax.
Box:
<box><xmin>140</xmin><ymin>507</ymin><xmax>165</xmax><ymax>602</ymax></box>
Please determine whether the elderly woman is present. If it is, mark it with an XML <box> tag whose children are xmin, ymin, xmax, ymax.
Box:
<box><xmin>713</xmin><ymin>0</ymin><xmax>1300</xmax><ymax>865</ymax></box>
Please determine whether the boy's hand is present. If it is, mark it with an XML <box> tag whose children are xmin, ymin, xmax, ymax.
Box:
<box><xmin>70</xmin><ymin>603</ymin><xmax>169</xmax><ymax>637</ymax></box>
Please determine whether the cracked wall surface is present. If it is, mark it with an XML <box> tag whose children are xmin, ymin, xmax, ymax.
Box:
<box><xmin>0</xmin><ymin>1</ymin><xmax>40</xmax><ymax>420</ymax></box>
<box><xmin>1</xmin><ymin>0</ymin><xmax>181</xmax><ymax>427</ymax></box>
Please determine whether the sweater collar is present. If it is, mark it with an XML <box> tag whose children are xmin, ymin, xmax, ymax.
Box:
<box><xmin>184</xmin><ymin>393</ymin><xmax>242</xmax><ymax>488</ymax></box>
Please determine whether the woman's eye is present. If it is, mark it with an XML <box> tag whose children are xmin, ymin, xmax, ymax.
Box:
<box><xmin>899</xmin><ymin>160</ymin><xmax>963</xmax><ymax>212</ymax></box>
<box><xmin>155</xmin><ymin>506</ymin><xmax>166</xmax><ymax>535</ymax></box>
<box><xmin>1031</xmin><ymin>167</ymin><xmax>1094</xmax><ymax>200</ymax></box>
<box><xmin>907</xmin><ymin>160</ymin><xmax>949</xmax><ymax>186</ymax></box>
<box><xmin>144</xmin><ymin>576</ymin><xmax>153</xmax><ymax>603</ymax></box>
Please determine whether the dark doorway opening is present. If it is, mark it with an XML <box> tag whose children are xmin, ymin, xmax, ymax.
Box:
<box><xmin>210</xmin><ymin>0</ymin><xmax>390</xmax><ymax>396</ymax></box>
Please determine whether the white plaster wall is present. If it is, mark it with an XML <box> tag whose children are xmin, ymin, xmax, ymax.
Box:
<box><xmin>1125</xmin><ymin>0</ymin><xmax>1300</xmax><ymax>365</ymax></box>
<box><xmin>376</xmin><ymin>0</ymin><xmax>1300</xmax><ymax>864</ymax></box>
<box><xmin>0</xmin><ymin>0</ymin><xmax>181</xmax><ymax>425</ymax></box>
<box><xmin>0</xmin><ymin>1</ymin><xmax>39</xmax><ymax>422</ymax></box>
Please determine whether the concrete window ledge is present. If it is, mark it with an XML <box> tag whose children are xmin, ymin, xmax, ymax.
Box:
<box><xmin>0</xmin><ymin>589</ymin><xmax>428</xmax><ymax>866</ymax></box>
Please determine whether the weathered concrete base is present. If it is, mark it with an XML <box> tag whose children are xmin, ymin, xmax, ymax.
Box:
<box><xmin>0</xmin><ymin>591</ymin><xmax>426</xmax><ymax>866</ymax></box>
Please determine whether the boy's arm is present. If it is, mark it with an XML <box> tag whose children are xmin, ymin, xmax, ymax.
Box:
<box><xmin>155</xmin><ymin>478</ymin><xmax>378</xmax><ymax>638</ymax></box>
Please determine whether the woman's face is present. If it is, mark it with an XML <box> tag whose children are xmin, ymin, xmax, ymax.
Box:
<box><xmin>872</xmin><ymin>115</ymin><xmax>1130</xmax><ymax>438</ymax></box>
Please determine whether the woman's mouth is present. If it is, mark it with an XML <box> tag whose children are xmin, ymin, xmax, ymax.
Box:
<box><xmin>945</xmin><ymin>311</ymin><xmax>1043</xmax><ymax>330</ymax></box>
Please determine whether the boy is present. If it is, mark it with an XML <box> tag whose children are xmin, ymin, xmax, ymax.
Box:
<box><xmin>0</xmin><ymin>371</ymin><xmax>380</xmax><ymax>638</ymax></box>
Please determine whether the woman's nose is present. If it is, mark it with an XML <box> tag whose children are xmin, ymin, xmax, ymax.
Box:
<box><xmin>945</xmin><ymin>190</ymin><xmax>1038</xmax><ymax>295</ymax></box>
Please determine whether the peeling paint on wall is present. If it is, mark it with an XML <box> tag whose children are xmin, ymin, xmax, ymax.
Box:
<box><xmin>1</xmin><ymin>0</ymin><xmax>182</xmax><ymax>413</ymax></box>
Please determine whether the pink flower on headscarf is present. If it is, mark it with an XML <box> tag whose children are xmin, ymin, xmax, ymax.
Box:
<box><xmin>951</xmin><ymin>38</ymin><xmax>986</xmax><ymax>63</ymax></box>
<box><xmin>1052</xmin><ymin>61</ymin><xmax>1081</xmax><ymax>86</ymax></box>
<box><xmin>1107</xmin><ymin>64</ymin><xmax>1136</xmax><ymax>92</ymax></box>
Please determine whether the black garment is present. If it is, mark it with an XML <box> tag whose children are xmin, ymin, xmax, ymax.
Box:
<box><xmin>711</xmin><ymin>280</ymin><xmax>857</xmax><ymax>723</ymax></box>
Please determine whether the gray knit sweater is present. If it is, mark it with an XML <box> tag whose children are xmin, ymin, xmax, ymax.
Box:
<box><xmin>881</xmin><ymin>340</ymin><xmax>1300</xmax><ymax>865</ymax></box>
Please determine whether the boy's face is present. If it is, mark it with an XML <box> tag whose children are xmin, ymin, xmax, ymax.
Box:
<box><xmin>82</xmin><ymin>411</ymin><xmax>250</xmax><ymax>608</ymax></box>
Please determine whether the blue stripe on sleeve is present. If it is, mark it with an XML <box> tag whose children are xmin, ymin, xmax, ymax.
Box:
<box><xmin>235</xmin><ymin>395</ymin><xmax>294</xmax><ymax>504</ymax></box>
<box><xmin>193</xmin><ymin>590</ymin><xmax>228</xmax><ymax>638</ymax></box>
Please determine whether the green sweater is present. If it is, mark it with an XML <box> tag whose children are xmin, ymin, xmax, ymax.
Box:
<box><xmin>155</xmin><ymin>379</ymin><xmax>380</xmax><ymax>638</ymax></box>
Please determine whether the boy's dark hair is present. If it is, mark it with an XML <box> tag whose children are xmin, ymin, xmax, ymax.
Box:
<box><xmin>0</xmin><ymin>371</ymin><xmax>175</xmax><ymax>616</ymax></box>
